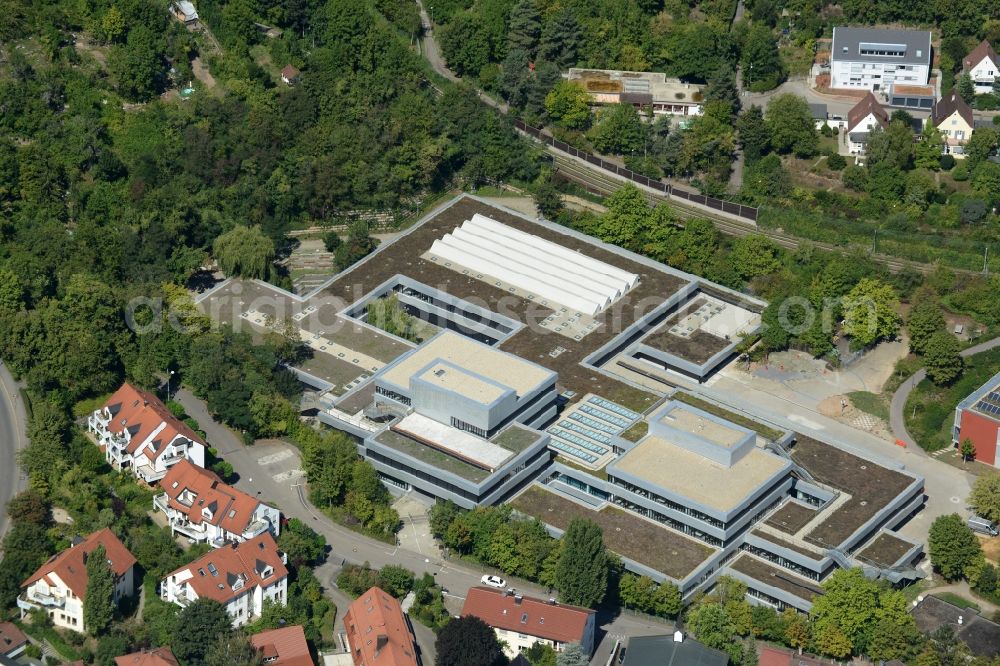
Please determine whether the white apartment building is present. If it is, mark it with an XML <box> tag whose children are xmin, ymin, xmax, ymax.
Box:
<box><xmin>160</xmin><ymin>533</ymin><xmax>288</xmax><ymax>627</ymax></box>
<box><xmin>153</xmin><ymin>459</ymin><xmax>280</xmax><ymax>547</ymax></box>
<box><xmin>18</xmin><ymin>529</ymin><xmax>136</xmax><ymax>634</ymax></box>
<box><xmin>88</xmin><ymin>382</ymin><xmax>206</xmax><ymax>484</ymax></box>
<box><xmin>830</xmin><ymin>27</ymin><xmax>931</xmax><ymax>91</ymax></box>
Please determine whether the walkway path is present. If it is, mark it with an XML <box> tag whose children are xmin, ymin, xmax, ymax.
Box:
<box><xmin>889</xmin><ymin>336</ymin><xmax>1000</xmax><ymax>454</ymax></box>
<box><xmin>925</xmin><ymin>580</ymin><xmax>1000</xmax><ymax>615</ymax></box>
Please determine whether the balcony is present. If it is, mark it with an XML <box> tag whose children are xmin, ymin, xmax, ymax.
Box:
<box><xmin>153</xmin><ymin>493</ymin><xmax>169</xmax><ymax>514</ymax></box>
<box><xmin>242</xmin><ymin>519</ymin><xmax>270</xmax><ymax>540</ymax></box>
<box><xmin>20</xmin><ymin>589</ymin><xmax>66</xmax><ymax>609</ymax></box>
<box><xmin>170</xmin><ymin>520</ymin><xmax>208</xmax><ymax>541</ymax></box>
<box><xmin>135</xmin><ymin>464</ymin><xmax>166</xmax><ymax>484</ymax></box>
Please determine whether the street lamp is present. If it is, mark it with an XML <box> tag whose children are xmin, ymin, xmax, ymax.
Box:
<box><xmin>166</xmin><ymin>370</ymin><xmax>175</xmax><ymax>402</ymax></box>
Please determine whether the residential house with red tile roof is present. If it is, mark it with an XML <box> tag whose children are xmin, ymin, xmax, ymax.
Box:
<box><xmin>153</xmin><ymin>459</ymin><xmax>281</xmax><ymax>547</ymax></box>
<box><xmin>114</xmin><ymin>647</ymin><xmax>180</xmax><ymax>666</ymax></box>
<box><xmin>929</xmin><ymin>90</ymin><xmax>976</xmax><ymax>157</ymax></box>
<box><xmin>845</xmin><ymin>91</ymin><xmax>889</xmax><ymax>155</ymax></box>
<box><xmin>18</xmin><ymin>529</ymin><xmax>137</xmax><ymax>634</ymax></box>
<box><xmin>0</xmin><ymin>622</ymin><xmax>27</xmax><ymax>660</ymax></box>
<box><xmin>758</xmin><ymin>645</ymin><xmax>836</xmax><ymax>665</ymax></box>
<box><xmin>160</xmin><ymin>533</ymin><xmax>288</xmax><ymax>627</ymax></box>
<box><xmin>88</xmin><ymin>382</ymin><xmax>206</xmax><ymax>484</ymax></box>
<box><xmin>250</xmin><ymin>625</ymin><xmax>314</xmax><ymax>666</ymax></box>
<box><xmin>461</xmin><ymin>587</ymin><xmax>596</xmax><ymax>659</ymax></box>
<box><xmin>343</xmin><ymin>587</ymin><xmax>418</xmax><ymax>666</ymax></box>
<box><xmin>964</xmin><ymin>40</ymin><xmax>999</xmax><ymax>93</ymax></box>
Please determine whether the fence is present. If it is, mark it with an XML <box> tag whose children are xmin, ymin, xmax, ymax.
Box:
<box><xmin>512</xmin><ymin>119</ymin><xmax>759</xmax><ymax>223</ymax></box>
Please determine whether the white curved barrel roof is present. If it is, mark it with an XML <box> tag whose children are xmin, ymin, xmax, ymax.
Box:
<box><xmin>430</xmin><ymin>215</ymin><xmax>639</xmax><ymax>316</ymax></box>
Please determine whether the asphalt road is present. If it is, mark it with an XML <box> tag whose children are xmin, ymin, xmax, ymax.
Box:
<box><xmin>890</xmin><ymin>336</ymin><xmax>1000</xmax><ymax>451</ymax></box>
<box><xmin>174</xmin><ymin>389</ymin><xmax>673</xmax><ymax>663</ymax></box>
<box><xmin>0</xmin><ymin>362</ymin><xmax>27</xmax><ymax>541</ymax></box>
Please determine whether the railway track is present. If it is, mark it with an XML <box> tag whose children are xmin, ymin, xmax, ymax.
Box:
<box><xmin>551</xmin><ymin>155</ymin><xmax>967</xmax><ymax>276</ymax></box>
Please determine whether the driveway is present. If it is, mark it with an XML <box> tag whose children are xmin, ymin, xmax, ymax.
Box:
<box><xmin>0</xmin><ymin>362</ymin><xmax>28</xmax><ymax>540</ymax></box>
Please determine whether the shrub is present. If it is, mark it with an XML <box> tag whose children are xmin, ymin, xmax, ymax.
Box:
<box><xmin>939</xmin><ymin>154</ymin><xmax>956</xmax><ymax>170</ymax></box>
<box><xmin>952</xmin><ymin>162</ymin><xmax>970</xmax><ymax>181</ymax></box>
<box><xmin>827</xmin><ymin>153</ymin><xmax>846</xmax><ymax>170</ymax></box>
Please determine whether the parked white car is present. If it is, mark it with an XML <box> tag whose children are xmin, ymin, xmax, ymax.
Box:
<box><xmin>481</xmin><ymin>575</ymin><xmax>506</xmax><ymax>589</ymax></box>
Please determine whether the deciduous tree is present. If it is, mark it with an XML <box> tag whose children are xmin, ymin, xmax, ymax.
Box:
<box><xmin>907</xmin><ymin>300</ymin><xmax>945</xmax><ymax>357</ymax></box>
<box><xmin>213</xmin><ymin>225</ymin><xmax>276</xmax><ymax>279</ymax></box>
<box><xmin>929</xmin><ymin>514</ymin><xmax>983</xmax><ymax>581</ymax></box>
<box><xmin>741</xmin><ymin>24</ymin><xmax>785</xmax><ymax>91</ymax></box>
<box><xmin>765</xmin><ymin>94</ymin><xmax>817</xmax><ymax>157</ymax></box>
<box><xmin>970</xmin><ymin>474</ymin><xmax>1000</xmax><ymax>523</ymax></box>
<box><xmin>588</xmin><ymin>103</ymin><xmax>644</xmax><ymax>155</ymax></box>
<box><xmin>544</xmin><ymin>81</ymin><xmax>591</xmax><ymax>129</ymax></box>
<box><xmin>924</xmin><ymin>331</ymin><xmax>963</xmax><ymax>385</ymax></box>
<box><xmin>841</xmin><ymin>278</ymin><xmax>901</xmax><ymax>348</ymax></box>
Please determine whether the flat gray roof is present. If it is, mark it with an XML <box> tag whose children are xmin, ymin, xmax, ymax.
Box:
<box><xmin>379</xmin><ymin>330</ymin><xmax>554</xmax><ymax>397</ymax></box>
<box><xmin>611</xmin><ymin>435</ymin><xmax>791</xmax><ymax>513</ymax></box>
<box><xmin>831</xmin><ymin>26</ymin><xmax>931</xmax><ymax>66</ymax></box>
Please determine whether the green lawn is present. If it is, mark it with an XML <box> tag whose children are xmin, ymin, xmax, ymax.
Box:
<box><xmin>847</xmin><ymin>391</ymin><xmax>890</xmax><ymax>422</ymax></box>
<box><xmin>933</xmin><ymin>591</ymin><xmax>981</xmax><ymax>611</ymax></box>
<box><xmin>905</xmin><ymin>346</ymin><xmax>1000</xmax><ymax>452</ymax></box>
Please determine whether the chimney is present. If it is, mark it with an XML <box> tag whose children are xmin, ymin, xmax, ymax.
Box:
<box><xmin>673</xmin><ymin>630</ymin><xmax>684</xmax><ymax>643</ymax></box>
<box><xmin>514</xmin><ymin>594</ymin><xmax>523</xmax><ymax>605</ymax></box>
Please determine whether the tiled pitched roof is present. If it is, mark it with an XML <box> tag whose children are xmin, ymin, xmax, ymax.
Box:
<box><xmin>165</xmin><ymin>533</ymin><xmax>287</xmax><ymax>605</ymax></box>
<box><xmin>932</xmin><ymin>89</ymin><xmax>975</xmax><ymax>128</ymax></box>
<box><xmin>22</xmin><ymin>528</ymin><xmax>136</xmax><ymax>600</ymax></box>
<box><xmin>160</xmin><ymin>459</ymin><xmax>260</xmax><ymax>535</ymax></box>
<box><xmin>102</xmin><ymin>383</ymin><xmax>204</xmax><ymax>460</ymax></box>
<box><xmin>281</xmin><ymin>65</ymin><xmax>300</xmax><ymax>79</ymax></box>
<box><xmin>250</xmin><ymin>625</ymin><xmax>314</xmax><ymax>666</ymax></box>
<box><xmin>0</xmin><ymin>622</ymin><xmax>27</xmax><ymax>656</ymax></box>
<box><xmin>964</xmin><ymin>40</ymin><xmax>999</xmax><ymax>71</ymax></box>
<box><xmin>461</xmin><ymin>587</ymin><xmax>594</xmax><ymax>645</ymax></box>
<box><xmin>114</xmin><ymin>647</ymin><xmax>180</xmax><ymax>666</ymax></box>
<box><xmin>847</xmin><ymin>92</ymin><xmax>889</xmax><ymax>133</ymax></box>
<box><xmin>343</xmin><ymin>587</ymin><xmax>418</xmax><ymax>666</ymax></box>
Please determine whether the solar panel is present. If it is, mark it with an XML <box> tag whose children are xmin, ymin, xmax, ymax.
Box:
<box><xmin>587</xmin><ymin>396</ymin><xmax>641</xmax><ymax>422</ymax></box>
<box><xmin>579</xmin><ymin>404</ymin><xmax>632</xmax><ymax>429</ymax></box>
<box><xmin>558</xmin><ymin>420</ymin><xmax>612</xmax><ymax>444</ymax></box>
<box><xmin>568</xmin><ymin>412</ymin><xmax>618</xmax><ymax>434</ymax></box>
<box><xmin>549</xmin><ymin>428</ymin><xmax>608</xmax><ymax>455</ymax></box>
<box><xmin>550</xmin><ymin>438</ymin><xmax>598</xmax><ymax>464</ymax></box>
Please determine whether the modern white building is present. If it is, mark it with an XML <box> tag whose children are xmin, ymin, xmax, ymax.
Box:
<box><xmin>964</xmin><ymin>40</ymin><xmax>999</xmax><ymax>93</ymax></box>
<box><xmin>88</xmin><ymin>382</ymin><xmax>206</xmax><ymax>484</ymax></box>
<box><xmin>160</xmin><ymin>533</ymin><xmax>288</xmax><ymax>627</ymax></box>
<box><xmin>18</xmin><ymin>529</ymin><xmax>136</xmax><ymax>634</ymax></box>
<box><xmin>830</xmin><ymin>27</ymin><xmax>931</xmax><ymax>91</ymax></box>
<box><xmin>154</xmin><ymin>459</ymin><xmax>281</xmax><ymax>547</ymax></box>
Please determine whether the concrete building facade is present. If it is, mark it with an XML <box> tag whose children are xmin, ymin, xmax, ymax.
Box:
<box><xmin>830</xmin><ymin>27</ymin><xmax>931</xmax><ymax>91</ymax></box>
